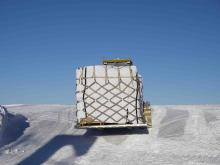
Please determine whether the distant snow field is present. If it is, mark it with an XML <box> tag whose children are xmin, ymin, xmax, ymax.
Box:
<box><xmin>0</xmin><ymin>104</ymin><xmax>220</xmax><ymax>165</ymax></box>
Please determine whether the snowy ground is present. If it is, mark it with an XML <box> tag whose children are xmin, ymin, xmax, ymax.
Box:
<box><xmin>0</xmin><ymin>106</ymin><xmax>8</xmax><ymax>141</ymax></box>
<box><xmin>0</xmin><ymin>104</ymin><xmax>220</xmax><ymax>165</ymax></box>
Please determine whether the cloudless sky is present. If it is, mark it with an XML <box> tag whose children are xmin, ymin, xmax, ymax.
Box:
<box><xmin>0</xmin><ymin>0</ymin><xmax>220</xmax><ymax>105</ymax></box>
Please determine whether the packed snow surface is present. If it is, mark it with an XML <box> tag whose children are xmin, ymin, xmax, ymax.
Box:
<box><xmin>0</xmin><ymin>104</ymin><xmax>220</xmax><ymax>165</ymax></box>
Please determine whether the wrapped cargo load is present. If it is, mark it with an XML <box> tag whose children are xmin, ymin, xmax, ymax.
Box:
<box><xmin>76</xmin><ymin>61</ymin><xmax>145</xmax><ymax>127</ymax></box>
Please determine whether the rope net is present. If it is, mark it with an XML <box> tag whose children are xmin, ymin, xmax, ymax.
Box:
<box><xmin>76</xmin><ymin>65</ymin><xmax>144</xmax><ymax>125</ymax></box>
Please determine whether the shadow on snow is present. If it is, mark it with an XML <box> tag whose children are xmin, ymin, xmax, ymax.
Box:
<box><xmin>18</xmin><ymin>127</ymin><xmax>148</xmax><ymax>165</ymax></box>
<box><xmin>0</xmin><ymin>112</ymin><xmax>29</xmax><ymax>148</ymax></box>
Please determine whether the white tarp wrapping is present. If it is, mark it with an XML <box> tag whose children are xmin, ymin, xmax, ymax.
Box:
<box><xmin>76</xmin><ymin>65</ymin><xmax>144</xmax><ymax>124</ymax></box>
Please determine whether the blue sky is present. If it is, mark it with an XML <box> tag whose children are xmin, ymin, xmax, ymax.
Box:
<box><xmin>0</xmin><ymin>0</ymin><xmax>220</xmax><ymax>105</ymax></box>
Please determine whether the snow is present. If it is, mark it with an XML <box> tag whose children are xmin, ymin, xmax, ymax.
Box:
<box><xmin>0</xmin><ymin>106</ymin><xmax>8</xmax><ymax>142</ymax></box>
<box><xmin>0</xmin><ymin>104</ymin><xmax>220</xmax><ymax>165</ymax></box>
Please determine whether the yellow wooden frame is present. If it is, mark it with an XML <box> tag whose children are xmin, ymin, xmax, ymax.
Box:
<box><xmin>103</xmin><ymin>59</ymin><xmax>133</xmax><ymax>65</ymax></box>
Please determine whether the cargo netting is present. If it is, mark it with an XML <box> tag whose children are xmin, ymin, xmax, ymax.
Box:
<box><xmin>76</xmin><ymin>65</ymin><xmax>144</xmax><ymax>125</ymax></box>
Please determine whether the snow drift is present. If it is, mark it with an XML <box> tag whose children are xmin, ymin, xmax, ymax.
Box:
<box><xmin>0</xmin><ymin>106</ymin><xmax>8</xmax><ymax>141</ymax></box>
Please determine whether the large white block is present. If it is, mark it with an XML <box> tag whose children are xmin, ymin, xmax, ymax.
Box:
<box><xmin>76</xmin><ymin>65</ymin><xmax>143</xmax><ymax>124</ymax></box>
